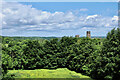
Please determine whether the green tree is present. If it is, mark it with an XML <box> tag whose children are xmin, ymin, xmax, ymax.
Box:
<box><xmin>89</xmin><ymin>28</ymin><xmax>120</xmax><ymax>80</ymax></box>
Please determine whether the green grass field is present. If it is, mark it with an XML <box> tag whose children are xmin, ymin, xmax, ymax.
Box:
<box><xmin>8</xmin><ymin>68</ymin><xmax>92</xmax><ymax>79</ymax></box>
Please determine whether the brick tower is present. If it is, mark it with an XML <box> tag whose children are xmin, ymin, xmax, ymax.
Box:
<box><xmin>75</xmin><ymin>35</ymin><xmax>79</xmax><ymax>38</ymax></box>
<box><xmin>86</xmin><ymin>31</ymin><xmax>91</xmax><ymax>38</ymax></box>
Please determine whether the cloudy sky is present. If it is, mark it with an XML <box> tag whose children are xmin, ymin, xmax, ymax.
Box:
<box><xmin>1</xmin><ymin>1</ymin><xmax>118</xmax><ymax>37</ymax></box>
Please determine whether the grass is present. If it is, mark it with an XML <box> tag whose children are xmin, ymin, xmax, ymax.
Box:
<box><xmin>8</xmin><ymin>68</ymin><xmax>92</xmax><ymax>79</ymax></box>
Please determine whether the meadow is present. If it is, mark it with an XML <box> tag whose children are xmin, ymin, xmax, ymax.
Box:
<box><xmin>8</xmin><ymin>68</ymin><xmax>91</xmax><ymax>79</ymax></box>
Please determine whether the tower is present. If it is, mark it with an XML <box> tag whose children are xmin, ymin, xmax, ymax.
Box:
<box><xmin>86</xmin><ymin>31</ymin><xmax>91</xmax><ymax>38</ymax></box>
<box><xmin>75</xmin><ymin>35</ymin><xmax>79</xmax><ymax>38</ymax></box>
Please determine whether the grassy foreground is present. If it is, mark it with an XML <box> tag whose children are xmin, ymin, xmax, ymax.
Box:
<box><xmin>8</xmin><ymin>68</ymin><xmax>92</xmax><ymax>79</ymax></box>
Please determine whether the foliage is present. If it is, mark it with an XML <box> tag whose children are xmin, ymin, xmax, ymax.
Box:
<box><xmin>87</xmin><ymin>28</ymin><xmax>120</xmax><ymax>80</ymax></box>
<box><xmin>2</xmin><ymin>28</ymin><xmax>120</xmax><ymax>80</ymax></box>
<box><xmin>2</xmin><ymin>36</ymin><xmax>102</xmax><ymax>79</ymax></box>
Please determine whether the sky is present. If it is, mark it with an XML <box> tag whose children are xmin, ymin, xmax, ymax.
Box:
<box><xmin>1</xmin><ymin>1</ymin><xmax>118</xmax><ymax>37</ymax></box>
<box><xmin>3</xmin><ymin>0</ymin><xmax>119</xmax><ymax>2</ymax></box>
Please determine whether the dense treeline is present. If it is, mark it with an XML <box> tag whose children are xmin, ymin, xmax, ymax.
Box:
<box><xmin>2</xmin><ymin>36</ymin><xmax>58</xmax><ymax>41</ymax></box>
<box><xmin>2</xmin><ymin>28</ymin><xmax>120</xmax><ymax>80</ymax></box>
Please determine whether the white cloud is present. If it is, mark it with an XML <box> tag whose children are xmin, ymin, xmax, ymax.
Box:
<box><xmin>112</xmin><ymin>16</ymin><xmax>118</xmax><ymax>21</ymax></box>
<box><xmin>105</xmin><ymin>23</ymin><xmax>110</xmax><ymax>27</ymax></box>
<box><xmin>3</xmin><ymin>21</ymin><xmax>7</xmax><ymax>25</ymax></box>
<box><xmin>86</xmin><ymin>15</ymin><xmax>99</xmax><ymax>19</ymax></box>
<box><xmin>80</xmin><ymin>8</ymin><xmax>88</xmax><ymax>11</ymax></box>
<box><xmin>1</xmin><ymin>1</ymin><xmax>118</xmax><ymax>34</ymax></box>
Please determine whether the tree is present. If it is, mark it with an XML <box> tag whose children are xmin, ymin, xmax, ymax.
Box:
<box><xmin>89</xmin><ymin>28</ymin><xmax>120</xmax><ymax>80</ymax></box>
